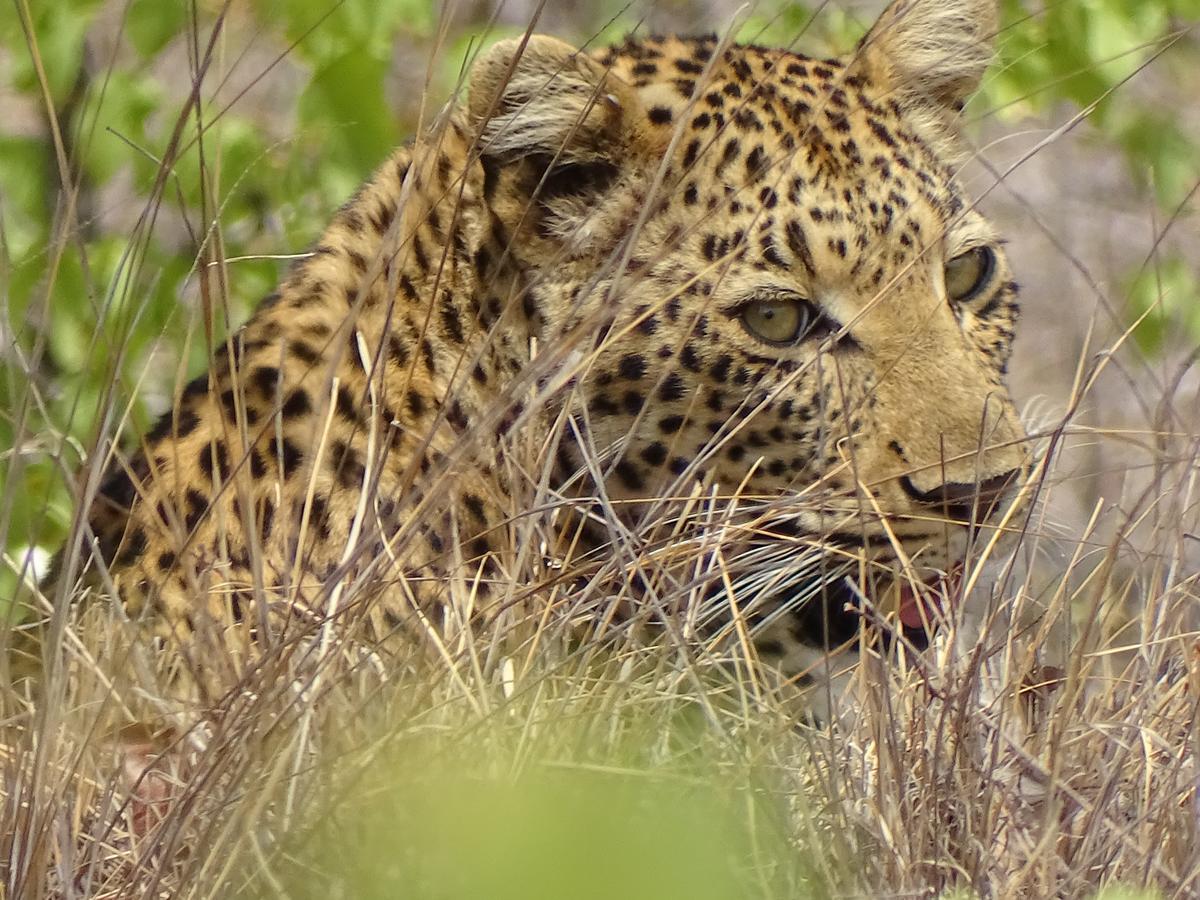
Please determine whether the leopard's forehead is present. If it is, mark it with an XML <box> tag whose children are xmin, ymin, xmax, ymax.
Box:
<box><xmin>597</xmin><ymin>35</ymin><xmax>986</xmax><ymax>297</ymax></box>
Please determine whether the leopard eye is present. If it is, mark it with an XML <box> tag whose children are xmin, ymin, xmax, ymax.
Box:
<box><xmin>740</xmin><ymin>296</ymin><xmax>830</xmax><ymax>345</ymax></box>
<box><xmin>944</xmin><ymin>246</ymin><xmax>995</xmax><ymax>303</ymax></box>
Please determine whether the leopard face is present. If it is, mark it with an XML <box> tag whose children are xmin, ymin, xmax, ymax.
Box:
<box><xmin>54</xmin><ymin>0</ymin><xmax>1029</xmax><ymax>710</ymax></box>
<box><xmin>470</xmin><ymin>4</ymin><xmax>1029</xmax><ymax>681</ymax></box>
<box><xmin>561</xmin><ymin>38</ymin><xmax>1027</xmax><ymax>553</ymax></box>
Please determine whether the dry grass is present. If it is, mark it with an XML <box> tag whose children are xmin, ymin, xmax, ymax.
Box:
<box><xmin>2</xmin><ymin>2</ymin><xmax>1200</xmax><ymax>898</ymax></box>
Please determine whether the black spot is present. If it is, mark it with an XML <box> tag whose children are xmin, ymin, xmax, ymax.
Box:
<box><xmin>440</xmin><ymin>297</ymin><xmax>465</xmax><ymax>344</ymax></box>
<box><xmin>216</xmin><ymin>442</ymin><xmax>230</xmax><ymax>479</ymax></box>
<box><xmin>279</xmin><ymin>439</ymin><xmax>304</xmax><ymax>478</ymax></box>
<box><xmin>659</xmin><ymin>414</ymin><xmax>684</xmax><ymax>433</ymax></box>
<box><xmin>281</xmin><ymin>390</ymin><xmax>312</xmax><ymax>418</ymax></box>
<box><xmin>182</xmin><ymin>373</ymin><xmax>210</xmax><ymax>399</ymax></box>
<box><xmin>680</xmin><ymin>344</ymin><xmax>703</xmax><ymax>372</ymax></box>
<box><xmin>463</xmin><ymin>493</ymin><xmax>485</xmax><ymax>521</ymax></box>
<box><xmin>151</xmin><ymin>408</ymin><xmax>201</xmax><ymax>443</ymax></box>
<box><xmin>399</xmin><ymin>274</ymin><xmax>418</xmax><ymax>301</ymax></box>
<box><xmin>760</xmin><ymin>234</ymin><xmax>787</xmax><ymax>269</ymax></box>
<box><xmin>185</xmin><ymin>489</ymin><xmax>208</xmax><ymax>531</ymax></box>
<box><xmin>648</xmin><ymin>106</ymin><xmax>672</xmax><ymax>125</ymax></box>
<box><xmin>111</xmin><ymin>526</ymin><xmax>146</xmax><ymax>567</ymax></box>
<box><xmin>618</xmin><ymin>354</ymin><xmax>646</xmax><ymax>381</ymax></box>
<box><xmin>147</xmin><ymin>415</ymin><xmax>172</xmax><ymax>443</ymax></box>
<box><xmin>592</xmin><ymin>395</ymin><xmax>618</xmax><ymax>416</ymax></box>
<box><xmin>716</xmin><ymin>138</ymin><xmax>739</xmax><ymax>175</ymax></box>
<box><xmin>331</xmin><ymin>440</ymin><xmax>366</xmax><ymax>488</ymax></box>
<box><xmin>251</xmin><ymin>366</ymin><xmax>281</xmax><ymax>399</ymax></box>
<box><xmin>309</xmin><ymin>496</ymin><xmax>332</xmax><ymax>540</ymax></box>
<box><xmin>261</xmin><ymin>499</ymin><xmax>275</xmax><ymax>539</ymax></box>
<box><xmin>709</xmin><ymin>355</ymin><xmax>732</xmax><ymax>383</ymax></box>
<box><xmin>659</xmin><ymin>372</ymin><xmax>686</xmax><ymax>402</ymax></box>
<box><xmin>745</xmin><ymin>145</ymin><xmax>766</xmax><ymax>179</ymax></box>
<box><xmin>622</xmin><ymin>392</ymin><xmax>645</xmax><ymax>415</ymax></box>
<box><xmin>219</xmin><ymin>389</ymin><xmax>239</xmax><ymax>422</ymax></box>
<box><xmin>411</xmin><ymin>233</ymin><xmax>429</xmax><ymax>272</ymax></box>
<box><xmin>290</xmin><ymin>341</ymin><xmax>322</xmax><ymax>367</ymax></box>
<box><xmin>641</xmin><ymin>442</ymin><xmax>667</xmax><ymax>467</ymax></box>
<box><xmin>785</xmin><ymin>221</ymin><xmax>815</xmax><ymax>272</ymax></box>
<box><xmin>388</xmin><ymin>335</ymin><xmax>410</xmax><ymax>368</ymax></box>
<box><xmin>198</xmin><ymin>442</ymin><xmax>230</xmax><ymax>482</ymax></box>
<box><xmin>336</xmin><ymin>386</ymin><xmax>360</xmax><ymax>423</ymax></box>
<box><xmin>614</xmin><ymin>459</ymin><xmax>644</xmax><ymax>490</ymax></box>
<box><xmin>636</xmin><ymin>314</ymin><xmax>660</xmax><ymax>336</ymax></box>
<box><xmin>370</xmin><ymin>200</ymin><xmax>396</xmax><ymax>235</ymax></box>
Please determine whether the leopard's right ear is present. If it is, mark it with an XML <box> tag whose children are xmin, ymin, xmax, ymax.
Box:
<box><xmin>467</xmin><ymin>35</ymin><xmax>649</xmax><ymax>165</ymax></box>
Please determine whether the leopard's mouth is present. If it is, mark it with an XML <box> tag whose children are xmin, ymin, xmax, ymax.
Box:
<box><xmin>889</xmin><ymin>563</ymin><xmax>963</xmax><ymax>649</ymax></box>
<box><xmin>776</xmin><ymin>562</ymin><xmax>963</xmax><ymax>653</ymax></box>
<box><xmin>730</xmin><ymin>519</ymin><xmax>965</xmax><ymax>652</ymax></box>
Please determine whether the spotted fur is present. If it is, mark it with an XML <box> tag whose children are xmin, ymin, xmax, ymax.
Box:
<box><xmin>44</xmin><ymin>0</ymin><xmax>1029</xmax><ymax>707</ymax></box>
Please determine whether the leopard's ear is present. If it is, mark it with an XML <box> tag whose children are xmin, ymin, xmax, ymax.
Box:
<box><xmin>851</xmin><ymin>0</ymin><xmax>998</xmax><ymax>147</ymax></box>
<box><xmin>467</xmin><ymin>35</ymin><xmax>647</xmax><ymax>164</ymax></box>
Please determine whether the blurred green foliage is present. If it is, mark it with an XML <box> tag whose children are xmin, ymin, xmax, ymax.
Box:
<box><xmin>0</xmin><ymin>0</ymin><xmax>1196</xmax><ymax>583</ymax></box>
<box><xmin>268</xmin><ymin>751</ymin><xmax>820</xmax><ymax>899</ymax></box>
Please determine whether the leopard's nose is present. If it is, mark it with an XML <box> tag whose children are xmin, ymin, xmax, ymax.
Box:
<box><xmin>900</xmin><ymin>468</ymin><xmax>1020</xmax><ymax>526</ymax></box>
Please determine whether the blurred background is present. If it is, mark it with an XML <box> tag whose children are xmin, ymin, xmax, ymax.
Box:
<box><xmin>0</xmin><ymin>0</ymin><xmax>1197</xmax><ymax>592</ymax></box>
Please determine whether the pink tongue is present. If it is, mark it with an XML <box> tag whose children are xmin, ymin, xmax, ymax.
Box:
<box><xmin>897</xmin><ymin>583</ymin><xmax>941</xmax><ymax>630</ymax></box>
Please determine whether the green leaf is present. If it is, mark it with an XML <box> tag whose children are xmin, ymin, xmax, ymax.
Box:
<box><xmin>297</xmin><ymin>48</ymin><xmax>399</xmax><ymax>175</ymax></box>
<box><xmin>126</xmin><ymin>0</ymin><xmax>189</xmax><ymax>58</ymax></box>
<box><xmin>78</xmin><ymin>70</ymin><xmax>164</xmax><ymax>185</ymax></box>
<box><xmin>0</xmin><ymin>137</ymin><xmax>52</xmax><ymax>260</ymax></box>
<box><xmin>1125</xmin><ymin>255</ymin><xmax>1200</xmax><ymax>355</ymax></box>
<box><xmin>10</xmin><ymin>0</ymin><xmax>104</xmax><ymax>105</ymax></box>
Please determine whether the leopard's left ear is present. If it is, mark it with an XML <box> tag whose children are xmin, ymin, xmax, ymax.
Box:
<box><xmin>467</xmin><ymin>35</ymin><xmax>649</xmax><ymax>165</ymax></box>
<box><xmin>851</xmin><ymin>0</ymin><xmax>998</xmax><ymax>143</ymax></box>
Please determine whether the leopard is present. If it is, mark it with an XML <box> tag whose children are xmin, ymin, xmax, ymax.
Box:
<box><xmin>32</xmin><ymin>0</ymin><xmax>1030</xmax><ymax>720</ymax></box>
